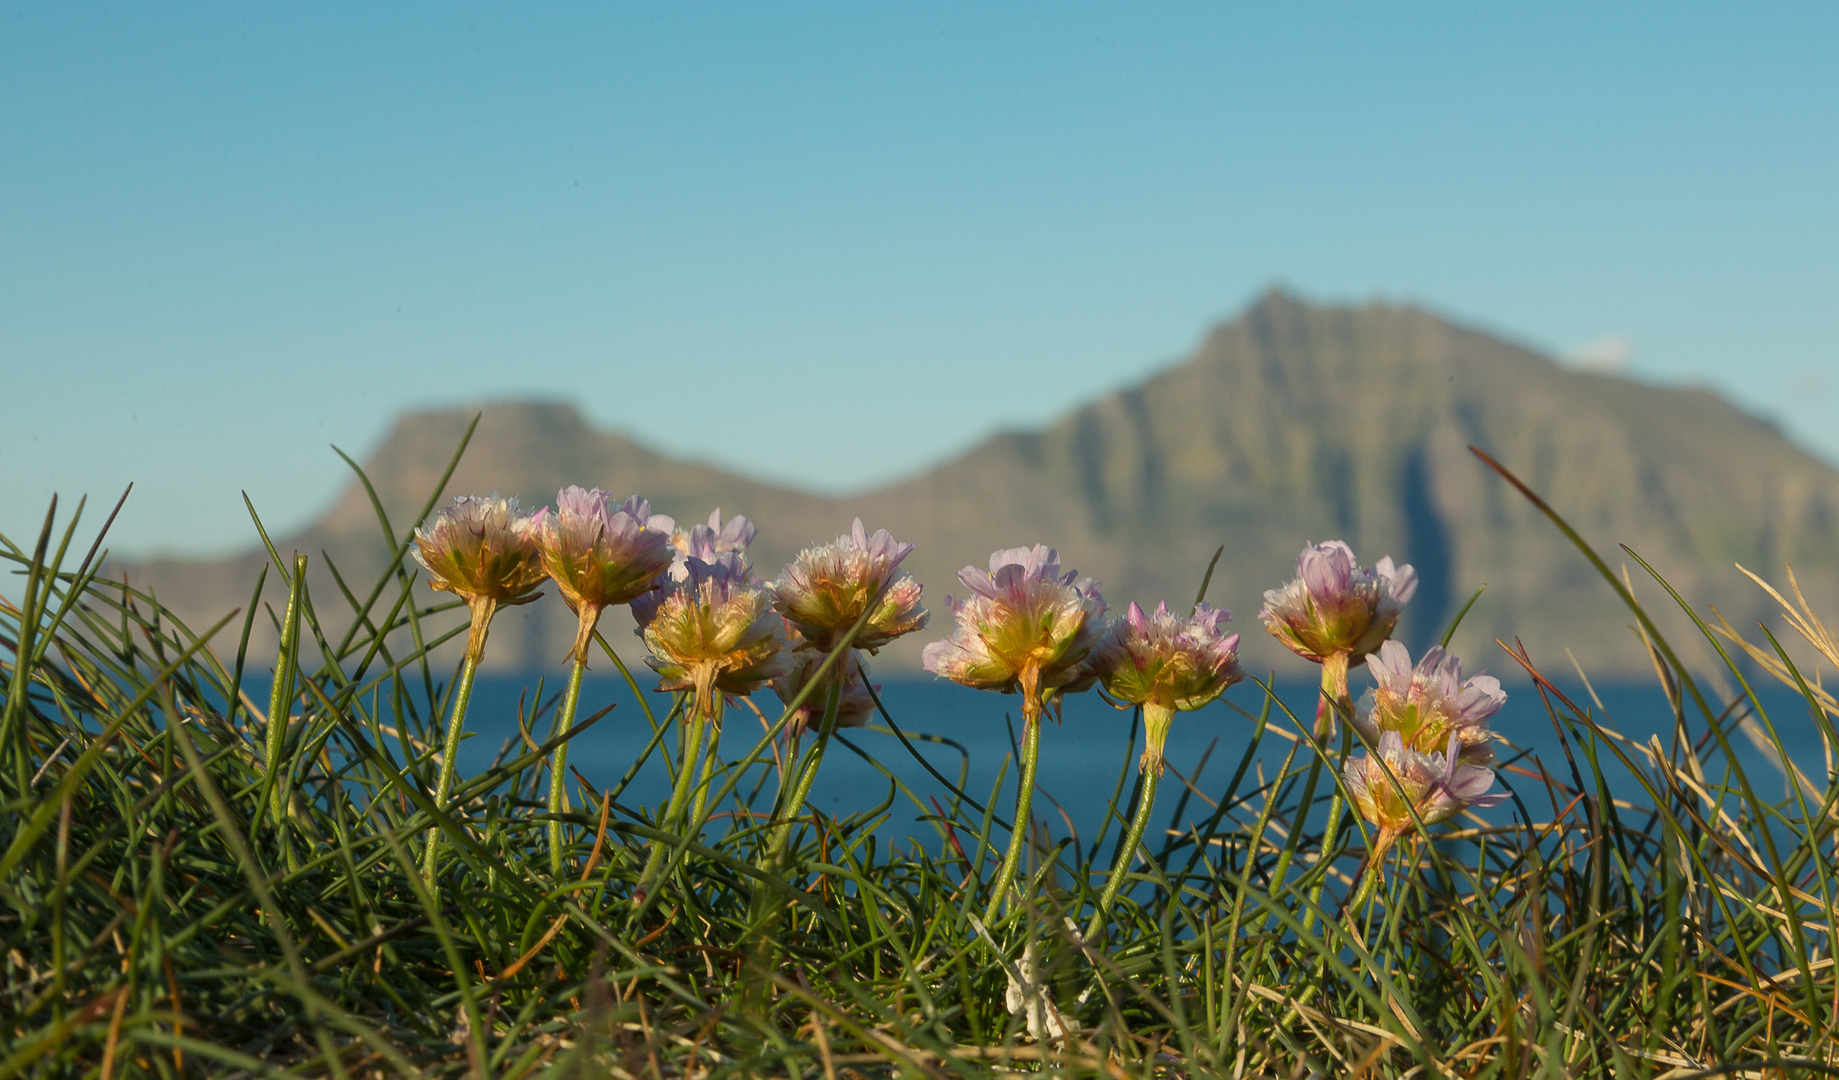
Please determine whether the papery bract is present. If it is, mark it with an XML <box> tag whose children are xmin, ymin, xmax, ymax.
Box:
<box><xmin>773</xmin><ymin>518</ymin><xmax>927</xmax><ymax>653</ymax></box>
<box><xmin>1352</xmin><ymin>640</ymin><xmax>1505</xmax><ymax>763</ymax></box>
<box><xmin>921</xmin><ymin>545</ymin><xmax>1112</xmax><ymax>723</ymax></box>
<box><xmin>1260</xmin><ymin>540</ymin><xmax>1417</xmax><ymax>665</ymax></box>
<box><xmin>634</xmin><ymin>551</ymin><xmax>787</xmax><ymax>720</ymax></box>
<box><xmin>536</xmin><ymin>487</ymin><xmax>677</xmax><ymax>663</ymax></box>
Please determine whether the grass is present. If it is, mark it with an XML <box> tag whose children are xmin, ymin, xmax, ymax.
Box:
<box><xmin>5</xmin><ymin>440</ymin><xmax>1839</xmax><ymax>1078</ymax></box>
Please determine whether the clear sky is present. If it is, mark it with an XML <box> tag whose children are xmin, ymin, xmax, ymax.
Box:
<box><xmin>3</xmin><ymin>4</ymin><xmax>1836</xmax><ymax>557</ymax></box>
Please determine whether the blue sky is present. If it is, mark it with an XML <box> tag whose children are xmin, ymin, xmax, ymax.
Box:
<box><xmin>3</xmin><ymin>4</ymin><xmax>1836</xmax><ymax>556</ymax></box>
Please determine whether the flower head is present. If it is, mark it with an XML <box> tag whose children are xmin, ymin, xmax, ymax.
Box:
<box><xmin>536</xmin><ymin>487</ymin><xmax>677</xmax><ymax>663</ymax></box>
<box><xmin>921</xmin><ymin>545</ymin><xmax>1112</xmax><ymax>723</ymax></box>
<box><xmin>774</xmin><ymin>638</ymin><xmax>879</xmax><ymax>736</ymax></box>
<box><xmin>1100</xmin><ymin>602</ymin><xmax>1245</xmax><ymax>773</ymax></box>
<box><xmin>1343</xmin><ymin>731</ymin><xmax>1505</xmax><ymax>836</ymax></box>
<box><xmin>1103</xmin><ymin>602</ymin><xmax>1244</xmax><ymax>713</ymax></box>
<box><xmin>666</xmin><ymin>509</ymin><xmax>757</xmax><ymax>582</ymax></box>
<box><xmin>412</xmin><ymin>495</ymin><xmax>547</xmax><ymax>663</ymax></box>
<box><xmin>773</xmin><ymin>518</ymin><xmax>928</xmax><ymax>653</ymax></box>
<box><xmin>1260</xmin><ymin>541</ymin><xmax>1417</xmax><ymax>665</ymax></box>
<box><xmin>633</xmin><ymin>551</ymin><xmax>787</xmax><ymax>720</ymax></box>
<box><xmin>1353</xmin><ymin>641</ymin><xmax>1505</xmax><ymax>763</ymax></box>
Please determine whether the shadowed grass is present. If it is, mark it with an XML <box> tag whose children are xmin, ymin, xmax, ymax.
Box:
<box><xmin>4</xmin><ymin>440</ymin><xmax>1839</xmax><ymax>1076</ymax></box>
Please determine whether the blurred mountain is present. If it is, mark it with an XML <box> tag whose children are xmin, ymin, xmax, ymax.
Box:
<box><xmin>114</xmin><ymin>290</ymin><xmax>1839</xmax><ymax>684</ymax></box>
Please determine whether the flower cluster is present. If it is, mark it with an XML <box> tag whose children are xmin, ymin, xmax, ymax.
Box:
<box><xmin>1352</xmin><ymin>640</ymin><xmax>1505</xmax><ymax>763</ymax></box>
<box><xmin>921</xmin><ymin>545</ymin><xmax>1113</xmax><ymax>724</ymax></box>
<box><xmin>1260</xmin><ymin>540</ymin><xmax>1417</xmax><ymax>666</ymax></box>
<box><xmin>1343</xmin><ymin>731</ymin><xmax>1507</xmax><ymax>840</ymax></box>
<box><xmin>775</xmin><ymin>634</ymin><xmax>879</xmax><ymax>736</ymax></box>
<box><xmin>412</xmin><ymin>495</ymin><xmax>548</xmax><ymax>662</ymax></box>
<box><xmin>666</xmin><ymin>509</ymin><xmax>757</xmax><ymax>582</ymax></box>
<box><xmin>535</xmin><ymin>487</ymin><xmax>677</xmax><ymax>664</ymax></box>
<box><xmin>1100</xmin><ymin>602</ymin><xmax>1244</xmax><ymax>773</ymax></box>
<box><xmin>766</xmin><ymin>519</ymin><xmax>927</xmax><ymax>736</ymax></box>
<box><xmin>1340</xmin><ymin>641</ymin><xmax>1507</xmax><ymax>856</ymax></box>
<box><xmin>774</xmin><ymin>519</ymin><xmax>928</xmax><ymax>653</ymax></box>
<box><xmin>631</xmin><ymin>550</ymin><xmax>787</xmax><ymax>722</ymax></box>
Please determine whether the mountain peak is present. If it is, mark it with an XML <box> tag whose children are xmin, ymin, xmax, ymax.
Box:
<box><xmin>113</xmin><ymin>295</ymin><xmax>1839</xmax><ymax>679</ymax></box>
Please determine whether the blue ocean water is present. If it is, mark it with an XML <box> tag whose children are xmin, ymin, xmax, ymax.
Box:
<box><xmin>416</xmin><ymin>669</ymin><xmax>1831</xmax><ymax>850</ymax></box>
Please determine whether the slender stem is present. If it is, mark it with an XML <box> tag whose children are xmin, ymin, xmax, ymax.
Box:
<box><xmin>421</xmin><ymin>648</ymin><xmax>481</xmax><ymax>885</ymax></box>
<box><xmin>984</xmin><ymin>713</ymin><xmax>1042</xmax><ymax>924</ymax></box>
<box><xmin>688</xmin><ymin>695</ymin><xmax>723</xmax><ymax>828</ymax></box>
<box><xmin>1304</xmin><ymin>658</ymin><xmax>1355</xmax><ymax>933</ymax></box>
<box><xmin>763</xmin><ymin>676</ymin><xmax>844</xmax><ymax>866</ymax></box>
<box><xmin>1095</xmin><ymin>763</ymin><xmax>1161</xmax><ymax>924</ymax></box>
<box><xmin>632</xmin><ymin>695</ymin><xmax>709</xmax><ymax>909</ymax></box>
<box><xmin>546</xmin><ymin>656</ymin><xmax>589</xmax><ymax>875</ymax></box>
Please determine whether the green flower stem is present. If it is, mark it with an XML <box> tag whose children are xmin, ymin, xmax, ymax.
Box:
<box><xmin>762</xmin><ymin>677</ymin><xmax>843</xmax><ymax>866</ymax></box>
<box><xmin>1095</xmin><ymin>750</ymin><xmax>1162</xmax><ymax>923</ymax></box>
<box><xmin>421</xmin><ymin>646</ymin><xmax>481</xmax><ymax>885</ymax></box>
<box><xmin>688</xmin><ymin>695</ymin><xmax>724</xmax><ymax>828</ymax></box>
<box><xmin>1304</xmin><ymin>659</ymin><xmax>1355</xmax><ymax>935</ymax></box>
<box><xmin>545</xmin><ymin>656</ymin><xmax>589</xmax><ymax>876</ymax></box>
<box><xmin>983</xmin><ymin>713</ymin><xmax>1042</xmax><ymax>924</ymax></box>
<box><xmin>632</xmin><ymin>695</ymin><xmax>711</xmax><ymax>908</ymax></box>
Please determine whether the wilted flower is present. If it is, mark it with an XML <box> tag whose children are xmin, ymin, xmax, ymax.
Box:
<box><xmin>1352</xmin><ymin>641</ymin><xmax>1505</xmax><ymax>763</ymax></box>
<box><xmin>773</xmin><ymin>519</ymin><xmax>928</xmax><ymax>653</ymax></box>
<box><xmin>1101</xmin><ymin>602</ymin><xmax>1245</xmax><ymax>773</ymax></box>
<box><xmin>1260</xmin><ymin>541</ymin><xmax>1417</xmax><ymax>666</ymax></box>
<box><xmin>536</xmin><ymin>487</ymin><xmax>677</xmax><ymax>664</ymax></box>
<box><xmin>633</xmin><ymin>551</ymin><xmax>787</xmax><ymax>720</ymax></box>
<box><xmin>775</xmin><ymin>639</ymin><xmax>878</xmax><ymax>736</ymax></box>
<box><xmin>412</xmin><ymin>495</ymin><xmax>547</xmax><ymax>662</ymax></box>
<box><xmin>666</xmin><ymin>509</ymin><xmax>757</xmax><ymax>582</ymax></box>
<box><xmin>921</xmin><ymin>545</ymin><xmax>1112</xmax><ymax>724</ymax></box>
<box><xmin>1343</xmin><ymin>731</ymin><xmax>1505</xmax><ymax>856</ymax></box>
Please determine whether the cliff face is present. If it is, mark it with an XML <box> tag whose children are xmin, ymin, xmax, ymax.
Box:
<box><xmin>116</xmin><ymin>292</ymin><xmax>1839</xmax><ymax>682</ymax></box>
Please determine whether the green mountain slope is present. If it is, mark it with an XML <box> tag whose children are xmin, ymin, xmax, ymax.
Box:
<box><xmin>117</xmin><ymin>291</ymin><xmax>1839</xmax><ymax>681</ymax></box>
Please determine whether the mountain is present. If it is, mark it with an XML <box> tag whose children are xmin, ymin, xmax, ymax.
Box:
<box><xmin>115</xmin><ymin>291</ymin><xmax>1839</xmax><ymax>683</ymax></box>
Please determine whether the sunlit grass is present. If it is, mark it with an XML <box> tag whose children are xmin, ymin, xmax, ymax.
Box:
<box><xmin>4</xmin><ymin>436</ymin><xmax>1839</xmax><ymax>1077</ymax></box>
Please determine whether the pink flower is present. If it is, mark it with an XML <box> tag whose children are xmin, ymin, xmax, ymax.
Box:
<box><xmin>774</xmin><ymin>635</ymin><xmax>879</xmax><ymax>736</ymax></box>
<box><xmin>633</xmin><ymin>551</ymin><xmax>787</xmax><ymax>721</ymax></box>
<box><xmin>1260</xmin><ymin>541</ymin><xmax>1417</xmax><ymax>665</ymax></box>
<box><xmin>1100</xmin><ymin>602</ymin><xmax>1244</xmax><ymax>772</ymax></box>
<box><xmin>1343</xmin><ymin>731</ymin><xmax>1505</xmax><ymax>835</ymax></box>
<box><xmin>1352</xmin><ymin>641</ymin><xmax>1505</xmax><ymax>763</ymax></box>
<box><xmin>921</xmin><ymin>545</ymin><xmax>1113</xmax><ymax>724</ymax></box>
<box><xmin>412</xmin><ymin>495</ymin><xmax>547</xmax><ymax>606</ymax></box>
<box><xmin>412</xmin><ymin>495</ymin><xmax>546</xmax><ymax>661</ymax></box>
<box><xmin>535</xmin><ymin>487</ymin><xmax>677</xmax><ymax>663</ymax></box>
<box><xmin>773</xmin><ymin>518</ymin><xmax>928</xmax><ymax>653</ymax></box>
<box><xmin>666</xmin><ymin>509</ymin><xmax>757</xmax><ymax>582</ymax></box>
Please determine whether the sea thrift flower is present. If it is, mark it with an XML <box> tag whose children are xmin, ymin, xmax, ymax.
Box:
<box><xmin>1101</xmin><ymin>602</ymin><xmax>1245</xmax><ymax>773</ymax></box>
<box><xmin>1260</xmin><ymin>541</ymin><xmax>1418</xmax><ymax>666</ymax></box>
<box><xmin>536</xmin><ymin>487</ymin><xmax>677</xmax><ymax>664</ymax></box>
<box><xmin>412</xmin><ymin>495</ymin><xmax>547</xmax><ymax>662</ymax></box>
<box><xmin>1353</xmin><ymin>641</ymin><xmax>1505</xmax><ymax>763</ymax></box>
<box><xmin>774</xmin><ymin>640</ymin><xmax>878</xmax><ymax>736</ymax></box>
<box><xmin>666</xmin><ymin>509</ymin><xmax>758</xmax><ymax>581</ymax></box>
<box><xmin>1343</xmin><ymin>731</ymin><xmax>1505</xmax><ymax>858</ymax></box>
<box><xmin>921</xmin><ymin>545</ymin><xmax>1112</xmax><ymax>724</ymax></box>
<box><xmin>773</xmin><ymin>519</ymin><xmax>928</xmax><ymax>653</ymax></box>
<box><xmin>633</xmin><ymin>551</ymin><xmax>787</xmax><ymax>720</ymax></box>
